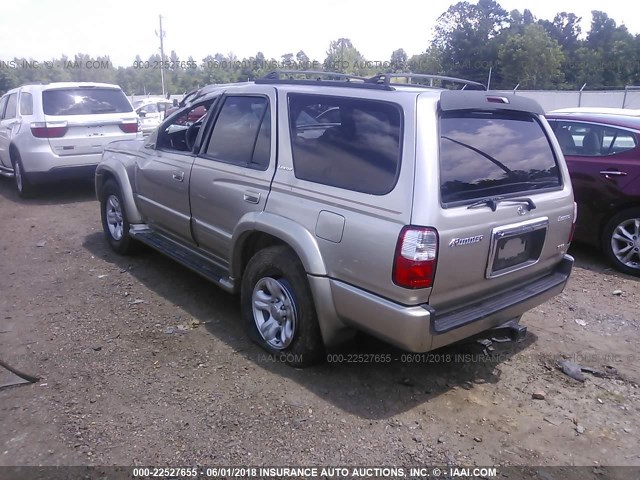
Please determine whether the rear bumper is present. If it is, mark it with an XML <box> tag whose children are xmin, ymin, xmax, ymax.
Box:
<box><xmin>20</xmin><ymin>148</ymin><xmax>102</xmax><ymax>173</ymax></box>
<box><xmin>329</xmin><ymin>255</ymin><xmax>574</xmax><ymax>352</ymax></box>
<box><xmin>28</xmin><ymin>164</ymin><xmax>98</xmax><ymax>184</ymax></box>
<box><xmin>16</xmin><ymin>144</ymin><xmax>101</xmax><ymax>184</ymax></box>
<box><xmin>12</xmin><ymin>132</ymin><xmax>140</xmax><ymax>180</ymax></box>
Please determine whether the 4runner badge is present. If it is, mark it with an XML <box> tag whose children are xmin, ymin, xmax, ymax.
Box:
<box><xmin>449</xmin><ymin>235</ymin><xmax>484</xmax><ymax>247</ymax></box>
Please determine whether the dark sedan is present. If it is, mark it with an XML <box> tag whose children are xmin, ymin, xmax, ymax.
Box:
<box><xmin>547</xmin><ymin>108</ymin><xmax>640</xmax><ymax>277</ymax></box>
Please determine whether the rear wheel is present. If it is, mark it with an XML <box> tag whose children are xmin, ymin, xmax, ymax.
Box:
<box><xmin>100</xmin><ymin>179</ymin><xmax>140</xmax><ymax>255</ymax></box>
<box><xmin>241</xmin><ymin>246</ymin><xmax>324</xmax><ymax>367</ymax></box>
<box><xmin>12</xmin><ymin>152</ymin><xmax>35</xmax><ymax>198</ymax></box>
<box><xmin>601</xmin><ymin>208</ymin><xmax>640</xmax><ymax>277</ymax></box>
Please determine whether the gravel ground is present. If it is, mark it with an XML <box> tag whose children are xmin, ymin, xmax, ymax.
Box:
<box><xmin>0</xmin><ymin>178</ymin><xmax>639</xmax><ymax>472</ymax></box>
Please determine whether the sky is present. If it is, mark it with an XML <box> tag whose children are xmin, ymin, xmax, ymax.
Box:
<box><xmin>0</xmin><ymin>0</ymin><xmax>638</xmax><ymax>67</ymax></box>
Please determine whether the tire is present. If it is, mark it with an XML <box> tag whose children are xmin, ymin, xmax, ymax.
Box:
<box><xmin>601</xmin><ymin>208</ymin><xmax>640</xmax><ymax>277</ymax></box>
<box><xmin>100</xmin><ymin>179</ymin><xmax>140</xmax><ymax>255</ymax></box>
<box><xmin>241</xmin><ymin>246</ymin><xmax>324</xmax><ymax>367</ymax></box>
<box><xmin>11</xmin><ymin>152</ymin><xmax>36</xmax><ymax>198</ymax></box>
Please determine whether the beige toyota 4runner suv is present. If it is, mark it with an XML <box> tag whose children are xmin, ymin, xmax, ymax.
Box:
<box><xmin>95</xmin><ymin>71</ymin><xmax>575</xmax><ymax>366</ymax></box>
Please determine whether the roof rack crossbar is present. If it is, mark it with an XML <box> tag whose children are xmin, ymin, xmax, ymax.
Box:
<box><xmin>367</xmin><ymin>73</ymin><xmax>486</xmax><ymax>91</ymax></box>
<box><xmin>258</xmin><ymin>70</ymin><xmax>367</xmax><ymax>82</ymax></box>
<box><xmin>255</xmin><ymin>70</ymin><xmax>394</xmax><ymax>90</ymax></box>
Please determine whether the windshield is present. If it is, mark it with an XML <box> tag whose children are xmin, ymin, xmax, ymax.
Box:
<box><xmin>439</xmin><ymin>112</ymin><xmax>561</xmax><ymax>205</ymax></box>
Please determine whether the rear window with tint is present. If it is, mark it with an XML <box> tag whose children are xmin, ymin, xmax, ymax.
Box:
<box><xmin>439</xmin><ymin>112</ymin><xmax>561</xmax><ymax>205</ymax></box>
<box><xmin>43</xmin><ymin>88</ymin><xmax>133</xmax><ymax>116</ymax></box>
<box><xmin>288</xmin><ymin>94</ymin><xmax>402</xmax><ymax>195</ymax></box>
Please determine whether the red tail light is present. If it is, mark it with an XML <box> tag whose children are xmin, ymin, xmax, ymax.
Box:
<box><xmin>30</xmin><ymin>121</ymin><xmax>68</xmax><ymax>138</ymax></box>
<box><xmin>568</xmin><ymin>201</ymin><xmax>578</xmax><ymax>244</ymax></box>
<box><xmin>119</xmin><ymin>120</ymin><xmax>139</xmax><ymax>134</ymax></box>
<box><xmin>393</xmin><ymin>226</ymin><xmax>438</xmax><ymax>289</ymax></box>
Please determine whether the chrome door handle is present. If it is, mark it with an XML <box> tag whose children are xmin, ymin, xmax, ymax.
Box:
<box><xmin>172</xmin><ymin>171</ymin><xmax>184</xmax><ymax>182</ymax></box>
<box><xmin>600</xmin><ymin>170</ymin><xmax>627</xmax><ymax>177</ymax></box>
<box><xmin>243</xmin><ymin>191</ymin><xmax>260</xmax><ymax>204</ymax></box>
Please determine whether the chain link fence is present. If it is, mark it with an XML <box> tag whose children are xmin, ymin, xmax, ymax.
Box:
<box><xmin>496</xmin><ymin>87</ymin><xmax>640</xmax><ymax>112</ymax></box>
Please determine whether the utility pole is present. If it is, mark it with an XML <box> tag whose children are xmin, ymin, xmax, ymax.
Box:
<box><xmin>155</xmin><ymin>15</ymin><xmax>166</xmax><ymax>97</ymax></box>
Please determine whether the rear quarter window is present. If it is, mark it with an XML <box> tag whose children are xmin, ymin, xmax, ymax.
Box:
<box><xmin>288</xmin><ymin>93</ymin><xmax>402</xmax><ymax>195</ymax></box>
<box><xmin>439</xmin><ymin>112</ymin><xmax>561</xmax><ymax>205</ymax></box>
<box><xmin>43</xmin><ymin>88</ymin><xmax>133</xmax><ymax>115</ymax></box>
<box><xmin>4</xmin><ymin>94</ymin><xmax>17</xmax><ymax>119</ymax></box>
<box><xmin>19</xmin><ymin>92</ymin><xmax>33</xmax><ymax>115</ymax></box>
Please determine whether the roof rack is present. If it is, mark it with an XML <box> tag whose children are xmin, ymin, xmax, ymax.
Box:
<box><xmin>259</xmin><ymin>69</ymin><xmax>366</xmax><ymax>81</ymax></box>
<box><xmin>366</xmin><ymin>73</ymin><xmax>486</xmax><ymax>91</ymax></box>
<box><xmin>256</xmin><ymin>70</ymin><xmax>393</xmax><ymax>91</ymax></box>
<box><xmin>255</xmin><ymin>70</ymin><xmax>485</xmax><ymax>92</ymax></box>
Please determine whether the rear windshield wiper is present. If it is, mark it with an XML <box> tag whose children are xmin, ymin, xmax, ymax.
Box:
<box><xmin>467</xmin><ymin>196</ymin><xmax>536</xmax><ymax>212</ymax></box>
<box><xmin>441</xmin><ymin>136</ymin><xmax>513</xmax><ymax>176</ymax></box>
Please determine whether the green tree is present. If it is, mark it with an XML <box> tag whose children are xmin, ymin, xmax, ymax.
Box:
<box><xmin>281</xmin><ymin>53</ymin><xmax>294</xmax><ymax>68</ymax></box>
<box><xmin>498</xmin><ymin>24</ymin><xmax>565</xmax><ymax>89</ymax></box>
<box><xmin>324</xmin><ymin>38</ymin><xmax>365</xmax><ymax>74</ymax></box>
<box><xmin>538</xmin><ymin>12</ymin><xmax>583</xmax><ymax>86</ymax></box>
<box><xmin>432</xmin><ymin>0</ymin><xmax>509</xmax><ymax>82</ymax></box>
<box><xmin>585</xmin><ymin>11</ymin><xmax>637</xmax><ymax>86</ymax></box>
<box><xmin>295</xmin><ymin>50</ymin><xmax>310</xmax><ymax>67</ymax></box>
<box><xmin>539</xmin><ymin>12</ymin><xmax>582</xmax><ymax>51</ymax></box>
<box><xmin>390</xmin><ymin>48</ymin><xmax>408</xmax><ymax>71</ymax></box>
<box><xmin>0</xmin><ymin>68</ymin><xmax>18</xmax><ymax>95</ymax></box>
<box><xmin>408</xmin><ymin>47</ymin><xmax>444</xmax><ymax>75</ymax></box>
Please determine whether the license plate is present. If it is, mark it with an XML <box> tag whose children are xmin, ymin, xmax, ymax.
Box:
<box><xmin>498</xmin><ymin>237</ymin><xmax>527</xmax><ymax>261</ymax></box>
<box><xmin>487</xmin><ymin>218</ymin><xmax>548</xmax><ymax>278</ymax></box>
<box><xmin>494</xmin><ymin>234</ymin><xmax>534</xmax><ymax>271</ymax></box>
<box><xmin>86</xmin><ymin>126</ymin><xmax>104</xmax><ymax>137</ymax></box>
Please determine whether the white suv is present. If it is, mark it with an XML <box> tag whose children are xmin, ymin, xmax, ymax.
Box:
<box><xmin>134</xmin><ymin>98</ymin><xmax>174</xmax><ymax>135</ymax></box>
<box><xmin>0</xmin><ymin>82</ymin><xmax>140</xmax><ymax>197</ymax></box>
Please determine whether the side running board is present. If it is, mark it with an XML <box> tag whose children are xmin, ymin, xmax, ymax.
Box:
<box><xmin>130</xmin><ymin>226</ymin><xmax>236</xmax><ymax>293</ymax></box>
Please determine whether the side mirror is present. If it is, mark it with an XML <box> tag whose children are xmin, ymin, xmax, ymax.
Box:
<box><xmin>138</xmin><ymin>111</ymin><xmax>146</xmax><ymax>118</ymax></box>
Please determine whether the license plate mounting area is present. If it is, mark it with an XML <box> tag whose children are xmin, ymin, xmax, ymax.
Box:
<box><xmin>486</xmin><ymin>217</ymin><xmax>548</xmax><ymax>278</ymax></box>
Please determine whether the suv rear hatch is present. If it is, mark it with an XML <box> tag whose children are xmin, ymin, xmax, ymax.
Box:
<box><xmin>415</xmin><ymin>91</ymin><xmax>574</xmax><ymax>316</ymax></box>
<box><xmin>39</xmin><ymin>86</ymin><xmax>138</xmax><ymax>156</ymax></box>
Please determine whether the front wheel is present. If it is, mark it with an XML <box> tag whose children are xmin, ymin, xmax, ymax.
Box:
<box><xmin>100</xmin><ymin>179</ymin><xmax>140</xmax><ymax>255</ymax></box>
<box><xmin>601</xmin><ymin>208</ymin><xmax>640</xmax><ymax>277</ymax></box>
<box><xmin>241</xmin><ymin>246</ymin><xmax>324</xmax><ymax>367</ymax></box>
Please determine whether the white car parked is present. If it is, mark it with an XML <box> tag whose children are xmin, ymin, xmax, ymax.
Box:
<box><xmin>134</xmin><ymin>98</ymin><xmax>174</xmax><ymax>135</ymax></box>
<box><xmin>0</xmin><ymin>82</ymin><xmax>140</xmax><ymax>197</ymax></box>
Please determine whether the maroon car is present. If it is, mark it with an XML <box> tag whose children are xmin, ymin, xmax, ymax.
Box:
<box><xmin>547</xmin><ymin>109</ymin><xmax>640</xmax><ymax>276</ymax></box>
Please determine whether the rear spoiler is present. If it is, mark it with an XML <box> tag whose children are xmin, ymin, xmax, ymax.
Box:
<box><xmin>439</xmin><ymin>90</ymin><xmax>545</xmax><ymax>115</ymax></box>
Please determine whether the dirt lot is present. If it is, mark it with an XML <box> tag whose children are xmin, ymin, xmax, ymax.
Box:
<box><xmin>0</xmin><ymin>178</ymin><xmax>639</xmax><ymax>472</ymax></box>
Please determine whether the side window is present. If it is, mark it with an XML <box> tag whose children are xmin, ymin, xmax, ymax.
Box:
<box><xmin>0</xmin><ymin>96</ymin><xmax>7</xmax><ymax>119</ymax></box>
<box><xmin>156</xmin><ymin>101</ymin><xmax>211</xmax><ymax>152</ymax></box>
<box><xmin>4</xmin><ymin>94</ymin><xmax>17</xmax><ymax>119</ymax></box>
<box><xmin>19</xmin><ymin>92</ymin><xmax>33</xmax><ymax>115</ymax></box>
<box><xmin>602</xmin><ymin>127</ymin><xmax>637</xmax><ymax>155</ymax></box>
<box><xmin>553</xmin><ymin>121</ymin><xmax>637</xmax><ymax>157</ymax></box>
<box><xmin>288</xmin><ymin>94</ymin><xmax>402</xmax><ymax>195</ymax></box>
<box><xmin>204</xmin><ymin>96</ymin><xmax>271</xmax><ymax>169</ymax></box>
<box><xmin>140</xmin><ymin>104</ymin><xmax>158</xmax><ymax>114</ymax></box>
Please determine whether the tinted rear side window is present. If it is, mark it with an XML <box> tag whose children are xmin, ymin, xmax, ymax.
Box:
<box><xmin>19</xmin><ymin>92</ymin><xmax>33</xmax><ymax>115</ymax></box>
<box><xmin>43</xmin><ymin>88</ymin><xmax>133</xmax><ymax>115</ymax></box>
<box><xmin>439</xmin><ymin>112</ymin><xmax>560</xmax><ymax>205</ymax></box>
<box><xmin>4</xmin><ymin>94</ymin><xmax>17</xmax><ymax>119</ymax></box>
<box><xmin>288</xmin><ymin>94</ymin><xmax>402</xmax><ymax>195</ymax></box>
